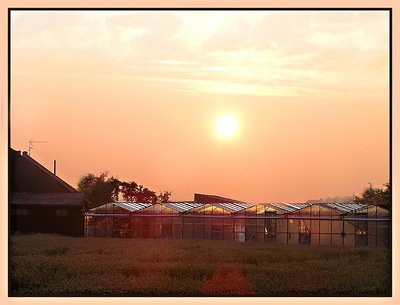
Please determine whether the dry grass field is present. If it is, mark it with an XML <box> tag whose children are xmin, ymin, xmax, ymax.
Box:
<box><xmin>9</xmin><ymin>234</ymin><xmax>391</xmax><ymax>297</ymax></box>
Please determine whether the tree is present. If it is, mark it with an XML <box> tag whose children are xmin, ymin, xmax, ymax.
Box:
<box><xmin>78</xmin><ymin>172</ymin><xmax>120</xmax><ymax>209</ymax></box>
<box><xmin>353</xmin><ymin>182</ymin><xmax>391</xmax><ymax>208</ymax></box>
<box><xmin>78</xmin><ymin>171</ymin><xmax>172</xmax><ymax>208</ymax></box>
<box><xmin>158</xmin><ymin>191</ymin><xmax>172</xmax><ymax>203</ymax></box>
<box><xmin>135</xmin><ymin>185</ymin><xmax>158</xmax><ymax>203</ymax></box>
<box><xmin>120</xmin><ymin>181</ymin><xmax>138</xmax><ymax>202</ymax></box>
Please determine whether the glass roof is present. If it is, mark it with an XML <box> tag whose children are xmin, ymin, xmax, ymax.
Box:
<box><xmin>263</xmin><ymin>203</ymin><xmax>310</xmax><ymax>213</ymax></box>
<box><xmin>210</xmin><ymin>202</ymin><xmax>254</xmax><ymax>213</ymax></box>
<box><xmin>113</xmin><ymin>202</ymin><xmax>151</xmax><ymax>212</ymax></box>
<box><xmin>88</xmin><ymin>202</ymin><xmax>373</xmax><ymax>216</ymax></box>
<box><xmin>162</xmin><ymin>202</ymin><xmax>203</xmax><ymax>213</ymax></box>
<box><xmin>325</xmin><ymin>203</ymin><xmax>368</xmax><ymax>214</ymax></box>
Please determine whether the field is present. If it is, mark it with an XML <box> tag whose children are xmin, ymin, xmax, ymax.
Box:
<box><xmin>9</xmin><ymin>234</ymin><xmax>391</xmax><ymax>297</ymax></box>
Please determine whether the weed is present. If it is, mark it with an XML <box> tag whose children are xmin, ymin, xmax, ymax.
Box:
<box><xmin>44</xmin><ymin>246</ymin><xmax>68</xmax><ymax>257</ymax></box>
<box><xmin>9</xmin><ymin>234</ymin><xmax>391</xmax><ymax>297</ymax></box>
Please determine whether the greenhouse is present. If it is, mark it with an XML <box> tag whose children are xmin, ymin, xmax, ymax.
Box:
<box><xmin>84</xmin><ymin>201</ymin><xmax>390</xmax><ymax>247</ymax></box>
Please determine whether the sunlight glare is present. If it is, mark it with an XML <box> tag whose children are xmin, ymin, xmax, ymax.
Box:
<box><xmin>215</xmin><ymin>115</ymin><xmax>238</xmax><ymax>138</ymax></box>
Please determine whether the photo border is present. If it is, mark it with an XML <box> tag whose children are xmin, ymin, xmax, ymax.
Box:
<box><xmin>1</xmin><ymin>1</ymin><xmax>398</xmax><ymax>305</ymax></box>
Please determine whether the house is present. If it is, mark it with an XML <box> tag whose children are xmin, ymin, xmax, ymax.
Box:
<box><xmin>9</xmin><ymin>148</ymin><xmax>85</xmax><ymax>236</ymax></box>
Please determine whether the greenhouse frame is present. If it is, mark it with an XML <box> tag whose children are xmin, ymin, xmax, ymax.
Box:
<box><xmin>84</xmin><ymin>201</ymin><xmax>389</xmax><ymax>247</ymax></box>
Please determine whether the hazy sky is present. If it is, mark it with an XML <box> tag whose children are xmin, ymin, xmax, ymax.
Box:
<box><xmin>10</xmin><ymin>10</ymin><xmax>389</xmax><ymax>203</ymax></box>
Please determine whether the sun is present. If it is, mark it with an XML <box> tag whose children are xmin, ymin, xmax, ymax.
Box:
<box><xmin>215</xmin><ymin>115</ymin><xmax>238</xmax><ymax>138</ymax></box>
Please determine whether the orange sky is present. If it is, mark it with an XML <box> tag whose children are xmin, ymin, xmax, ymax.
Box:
<box><xmin>10</xmin><ymin>10</ymin><xmax>389</xmax><ymax>203</ymax></box>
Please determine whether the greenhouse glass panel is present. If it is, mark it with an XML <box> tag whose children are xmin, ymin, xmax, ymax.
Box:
<box><xmin>298</xmin><ymin>219</ymin><xmax>311</xmax><ymax>245</ymax></box>
<box><xmin>112</xmin><ymin>217</ymin><xmax>131</xmax><ymax>238</ymax></box>
<box><xmin>223</xmin><ymin>219</ymin><xmax>234</xmax><ymax>241</ymax></box>
<box><xmin>332</xmin><ymin>220</ymin><xmax>342</xmax><ymax>234</ymax></box>
<box><xmin>276</xmin><ymin>219</ymin><xmax>287</xmax><ymax>234</ymax></box>
<box><xmin>311</xmin><ymin>232</ymin><xmax>319</xmax><ymax>245</ymax></box>
<box><xmin>368</xmin><ymin>234</ymin><xmax>377</xmax><ymax>247</ymax></box>
<box><xmin>234</xmin><ymin>219</ymin><xmax>245</xmax><ymax>242</ymax></box>
<box><xmin>205</xmin><ymin>218</ymin><xmax>213</xmax><ymax>240</ymax></box>
<box><xmin>183</xmin><ymin>217</ymin><xmax>193</xmax><ymax>239</ymax></box>
<box><xmin>377</xmin><ymin>221</ymin><xmax>389</xmax><ymax>247</ymax></box>
<box><xmin>319</xmin><ymin>206</ymin><xmax>334</xmax><ymax>217</ymax></box>
<box><xmin>257</xmin><ymin>219</ymin><xmax>265</xmax><ymax>233</ymax></box>
<box><xmin>344</xmin><ymin>220</ymin><xmax>355</xmax><ymax>235</ymax></box>
<box><xmin>86</xmin><ymin>216</ymin><xmax>95</xmax><ymax>237</ymax></box>
<box><xmin>288</xmin><ymin>219</ymin><xmax>298</xmax><ymax>233</ymax></box>
<box><xmin>276</xmin><ymin>232</ymin><xmax>286</xmax><ymax>244</ymax></box>
<box><xmin>319</xmin><ymin>234</ymin><xmax>331</xmax><ymax>246</ymax></box>
<box><xmin>332</xmin><ymin>234</ymin><xmax>342</xmax><ymax>246</ymax></box>
<box><xmin>299</xmin><ymin>206</ymin><xmax>311</xmax><ymax>216</ymax></box>
<box><xmin>311</xmin><ymin>220</ymin><xmax>319</xmax><ymax>234</ymax></box>
<box><xmin>344</xmin><ymin>234</ymin><xmax>355</xmax><ymax>247</ymax></box>
<box><xmin>320</xmin><ymin>220</ymin><xmax>331</xmax><ymax>234</ymax></box>
<box><xmin>161</xmin><ymin>217</ymin><xmax>173</xmax><ymax>239</ymax></box>
<box><xmin>172</xmin><ymin>220</ymin><xmax>182</xmax><ymax>240</ymax></box>
<box><xmin>213</xmin><ymin>218</ymin><xmax>224</xmax><ymax>240</ymax></box>
<box><xmin>288</xmin><ymin>232</ymin><xmax>298</xmax><ymax>244</ymax></box>
<box><xmin>95</xmin><ymin>218</ymin><xmax>106</xmax><ymax>237</ymax></box>
<box><xmin>245</xmin><ymin>219</ymin><xmax>257</xmax><ymax>241</ymax></box>
<box><xmin>311</xmin><ymin>204</ymin><xmax>320</xmax><ymax>216</ymax></box>
<box><xmin>265</xmin><ymin>213</ymin><xmax>277</xmax><ymax>242</ymax></box>
<box><xmin>132</xmin><ymin>217</ymin><xmax>143</xmax><ymax>238</ymax></box>
<box><xmin>194</xmin><ymin>217</ymin><xmax>205</xmax><ymax>239</ymax></box>
<box><xmin>377</xmin><ymin>207</ymin><xmax>389</xmax><ymax>217</ymax></box>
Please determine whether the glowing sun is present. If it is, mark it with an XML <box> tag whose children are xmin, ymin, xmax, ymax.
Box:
<box><xmin>215</xmin><ymin>115</ymin><xmax>238</xmax><ymax>138</ymax></box>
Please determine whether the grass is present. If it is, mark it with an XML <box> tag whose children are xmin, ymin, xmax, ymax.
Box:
<box><xmin>9</xmin><ymin>234</ymin><xmax>391</xmax><ymax>297</ymax></box>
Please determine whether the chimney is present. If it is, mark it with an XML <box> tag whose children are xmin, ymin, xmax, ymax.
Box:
<box><xmin>22</xmin><ymin>151</ymin><xmax>28</xmax><ymax>156</ymax></box>
<box><xmin>53</xmin><ymin>160</ymin><xmax>56</xmax><ymax>175</ymax></box>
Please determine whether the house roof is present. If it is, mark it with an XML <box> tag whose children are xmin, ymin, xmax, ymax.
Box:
<box><xmin>9</xmin><ymin>148</ymin><xmax>77</xmax><ymax>193</ymax></box>
<box><xmin>10</xmin><ymin>192</ymin><xmax>84</xmax><ymax>207</ymax></box>
<box><xmin>194</xmin><ymin>193</ymin><xmax>248</xmax><ymax>204</ymax></box>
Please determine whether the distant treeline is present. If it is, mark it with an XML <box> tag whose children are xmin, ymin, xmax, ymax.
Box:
<box><xmin>307</xmin><ymin>182</ymin><xmax>391</xmax><ymax>209</ymax></box>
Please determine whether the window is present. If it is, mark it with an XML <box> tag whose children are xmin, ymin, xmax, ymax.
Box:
<box><xmin>56</xmin><ymin>209</ymin><xmax>68</xmax><ymax>217</ymax></box>
<box><xmin>12</xmin><ymin>208</ymin><xmax>28</xmax><ymax>216</ymax></box>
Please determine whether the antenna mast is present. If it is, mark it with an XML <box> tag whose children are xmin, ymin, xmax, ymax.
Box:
<box><xmin>28</xmin><ymin>140</ymin><xmax>47</xmax><ymax>156</ymax></box>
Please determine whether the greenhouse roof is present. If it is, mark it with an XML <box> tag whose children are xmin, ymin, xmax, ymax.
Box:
<box><xmin>162</xmin><ymin>202</ymin><xmax>203</xmax><ymax>213</ymax></box>
<box><xmin>87</xmin><ymin>202</ymin><xmax>373</xmax><ymax>216</ymax></box>
<box><xmin>113</xmin><ymin>202</ymin><xmax>152</xmax><ymax>212</ymax></box>
<box><xmin>211</xmin><ymin>202</ymin><xmax>254</xmax><ymax>213</ymax></box>
<box><xmin>325</xmin><ymin>203</ymin><xmax>368</xmax><ymax>214</ymax></box>
<box><xmin>264</xmin><ymin>203</ymin><xmax>310</xmax><ymax>213</ymax></box>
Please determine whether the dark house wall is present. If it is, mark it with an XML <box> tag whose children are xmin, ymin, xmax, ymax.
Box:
<box><xmin>11</xmin><ymin>205</ymin><xmax>84</xmax><ymax>236</ymax></box>
<box><xmin>9</xmin><ymin>148</ymin><xmax>85</xmax><ymax>236</ymax></box>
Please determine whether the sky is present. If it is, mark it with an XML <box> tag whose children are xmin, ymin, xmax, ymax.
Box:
<box><xmin>10</xmin><ymin>10</ymin><xmax>389</xmax><ymax>203</ymax></box>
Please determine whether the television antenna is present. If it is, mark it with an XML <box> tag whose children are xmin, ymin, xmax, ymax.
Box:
<box><xmin>28</xmin><ymin>140</ymin><xmax>47</xmax><ymax>156</ymax></box>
